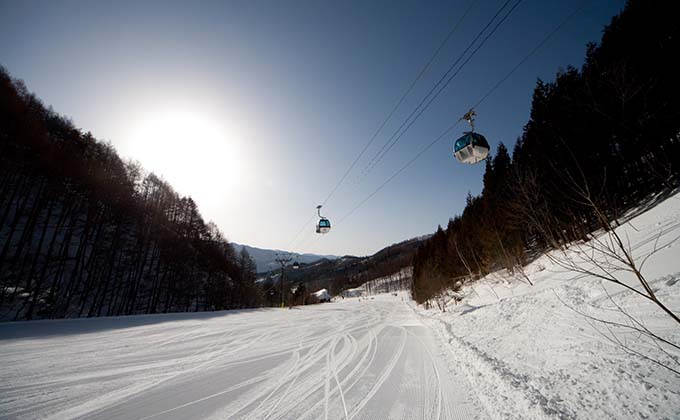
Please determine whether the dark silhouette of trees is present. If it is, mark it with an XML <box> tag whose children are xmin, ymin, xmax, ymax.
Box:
<box><xmin>413</xmin><ymin>0</ymin><xmax>679</xmax><ymax>304</ymax></box>
<box><xmin>0</xmin><ymin>67</ymin><xmax>261</xmax><ymax>321</ymax></box>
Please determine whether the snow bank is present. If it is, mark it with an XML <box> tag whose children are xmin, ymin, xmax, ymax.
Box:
<box><xmin>413</xmin><ymin>193</ymin><xmax>680</xmax><ymax>420</ymax></box>
<box><xmin>342</xmin><ymin>287</ymin><xmax>364</xmax><ymax>298</ymax></box>
<box><xmin>312</xmin><ymin>288</ymin><xmax>331</xmax><ymax>301</ymax></box>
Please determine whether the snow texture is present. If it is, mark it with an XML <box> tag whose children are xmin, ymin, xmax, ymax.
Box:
<box><xmin>1</xmin><ymin>194</ymin><xmax>679</xmax><ymax>419</ymax></box>
<box><xmin>414</xmin><ymin>193</ymin><xmax>680</xmax><ymax>420</ymax></box>
<box><xmin>0</xmin><ymin>295</ymin><xmax>485</xmax><ymax>419</ymax></box>
<box><xmin>312</xmin><ymin>289</ymin><xmax>332</xmax><ymax>301</ymax></box>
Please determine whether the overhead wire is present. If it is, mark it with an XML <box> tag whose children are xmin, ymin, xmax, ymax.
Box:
<box><xmin>358</xmin><ymin>0</ymin><xmax>519</xmax><ymax>180</ymax></box>
<box><xmin>295</xmin><ymin>0</ymin><xmax>589</xmax><ymax>254</ymax></box>
<box><xmin>284</xmin><ymin>0</ymin><xmax>478</xmax><ymax>253</ymax></box>
<box><xmin>326</xmin><ymin>0</ymin><xmax>589</xmax><ymax>234</ymax></box>
<box><xmin>471</xmin><ymin>0</ymin><xmax>590</xmax><ymax>110</ymax></box>
<box><xmin>318</xmin><ymin>0</ymin><xmax>478</xmax><ymax>210</ymax></box>
<box><xmin>296</xmin><ymin>0</ymin><xmax>522</xmax><ymax>253</ymax></box>
<box><xmin>294</xmin><ymin>121</ymin><xmax>462</xmax><ymax>252</ymax></box>
<box><xmin>339</xmin><ymin>121</ymin><xmax>462</xmax><ymax>225</ymax></box>
<box><xmin>369</xmin><ymin>0</ymin><xmax>522</xmax><ymax>169</ymax></box>
<box><xmin>284</xmin><ymin>213</ymin><xmax>317</xmax><ymax>250</ymax></box>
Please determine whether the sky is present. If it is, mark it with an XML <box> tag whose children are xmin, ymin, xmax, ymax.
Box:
<box><xmin>0</xmin><ymin>0</ymin><xmax>625</xmax><ymax>256</ymax></box>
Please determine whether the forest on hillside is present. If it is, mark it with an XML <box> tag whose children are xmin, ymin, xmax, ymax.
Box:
<box><xmin>0</xmin><ymin>61</ymin><xmax>423</xmax><ymax>321</ymax></box>
<box><xmin>0</xmin><ymin>68</ymin><xmax>262</xmax><ymax>321</ymax></box>
<box><xmin>260</xmin><ymin>235</ymin><xmax>424</xmax><ymax>306</ymax></box>
<box><xmin>412</xmin><ymin>0</ymin><xmax>680</xmax><ymax>303</ymax></box>
<box><xmin>2</xmin><ymin>0</ymin><xmax>678</xmax><ymax>321</ymax></box>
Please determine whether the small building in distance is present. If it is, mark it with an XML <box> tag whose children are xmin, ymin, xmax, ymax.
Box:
<box><xmin>312</xmin><ymin>288</ymin><xmax>332</xmax><ymax>303</ymax></box>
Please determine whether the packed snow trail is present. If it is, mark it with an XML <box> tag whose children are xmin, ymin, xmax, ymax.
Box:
<box><xmin>0</xmin><ymin>295</ymin><xmax>486</xmax><ymax>420</ymax></box>
<box><xmin>414</xmin><ymin>193</ymin><xmax>680</xmax><ymax>420</ymax></box>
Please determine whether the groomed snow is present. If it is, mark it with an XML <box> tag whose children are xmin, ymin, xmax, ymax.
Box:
<box><xmin>414</xmin><ymin>193</ymin><xmax>680</xmax><ymax>419</ymax></box>
<box><xmin>1</xmin><ymin>195</ymin><xmax>679</xmax><ymax>419</ymax></box>
<box><xmin>0</xmin><ymin>295</ymin><xmax>486</xmax><ymax>419</ymax></box>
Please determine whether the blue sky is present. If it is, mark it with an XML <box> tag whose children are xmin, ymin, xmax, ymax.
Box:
<box><xmin>0</xmin><ymin>0</ymin><xmax>624</xmax><ymax>256</ymax></box>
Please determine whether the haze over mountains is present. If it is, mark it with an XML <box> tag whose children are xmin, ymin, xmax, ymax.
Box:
<box><xmin>231</xmin><ymin>243</ymin><xmax>339</xmax><ymax>273</ymax></box>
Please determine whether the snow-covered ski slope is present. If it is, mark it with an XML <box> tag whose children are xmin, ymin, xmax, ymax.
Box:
<box><xmin>415</xmin><ymin>193</ymin><xmax>680</xmax><ymax>420</ymax></box>
<box><xmin>0</xmin><ymin>294</ymin><xmax>486</xmax><ymax>420</ymax></box>
<box><xmin>2</xmin><ymin>194</ymin><xmax>679</xmax><ymax>420</ymax></box>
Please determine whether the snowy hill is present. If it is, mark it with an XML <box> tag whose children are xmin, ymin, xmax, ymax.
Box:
<box><xmin>231</xmin><ymin>243</ymin><xmax>339</xmax><ymax>273</ymax></box>
<box><xmin>265</xmin><ymin>235</ymin><xmax>427</xmax><ymax>292</ymax></box>
<box><xmin>412</xmin><ymin>192</ymin><xmax>680</xmax><ymax>419</ymax></box>
<box><xmin>0</xmin><ymin>194</ymin><xmax>678</xmax><ymax>419</ymax></box>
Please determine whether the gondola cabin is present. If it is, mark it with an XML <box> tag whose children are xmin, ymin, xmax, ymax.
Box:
<box><xmin>315</xmin><ymin>204</ymin><xmax>331</xmax><ymax>234</ymax></box>
<box><xmin>453</xmin><ymin>131</ymin><xmax>490</xmax><ymax>164</ymax></box>
<box><xmin>316</xmin><ymin>218</ymin><xmax>331</xmax><ymax>234</ymax></box>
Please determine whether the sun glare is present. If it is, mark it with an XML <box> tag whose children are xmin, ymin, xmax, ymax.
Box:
<box><xmin>128</xmin><ymin>110</ymin><xmax>243</xmax><ymax>206</ymax></box>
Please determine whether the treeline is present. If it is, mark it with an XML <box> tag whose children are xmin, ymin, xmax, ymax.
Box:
<box><xmin>413</xmin><ymin>0</ymin><xmax>680</xmax><ymax>303</ymax></box>
<box><xmin>271</xmin><ymin>236</ymin><xmax>424</xmax><ymax>302</ymax></box>
<box><xmin>360</xmin><ymin>268</ymin><xmax>412</xmax><ymax>296</ymax></box>
<box><xmin>0</xmin><ymin>67</ymin><xmax>262</xmax><ymax>321</ymax></box>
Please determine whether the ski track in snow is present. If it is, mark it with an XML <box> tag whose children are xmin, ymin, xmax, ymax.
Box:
<box><xmin>0</xmin><ymin>296</ymin><xmax>487</xmax><ymax>420</ymax></box>
<box><xmin>414</xmin><ymin>193</ymin><xmax>680</xmax><ymax>420</ymax></box>
<box><xmin>5</xmin><ymin>195</ymin><xmax>678</xmax><ymax>420</ymax></box>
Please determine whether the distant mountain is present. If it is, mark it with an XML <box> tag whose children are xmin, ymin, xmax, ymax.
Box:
<box><xmin>231</xmin><ymin>243</ymin><xmax>340</xmax><ymax>273</ymax></box>
<box><xmin>261</xmin><ymin>234</ymin><xmax>431</xmax><ymax>294</ymax></box>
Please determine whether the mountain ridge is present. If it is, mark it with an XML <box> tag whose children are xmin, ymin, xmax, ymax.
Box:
<box><xmin>231</xmin><ymin>243</ymin><xmax>340</xmax><ymax>273</ymax></box>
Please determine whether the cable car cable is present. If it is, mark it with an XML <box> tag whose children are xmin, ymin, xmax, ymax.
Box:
<box><xmin>285</xmin><ymin>213</ymin><xmax>317</xmax><ymax>250</ymax></box>
<box><xmin>332</xmin><ymin>0</ymin><xmax>587</xmax><ymax>228</ymax></box>
<box><xmin>338</xmin><ymin>120</ymin><xmax>462</xmax><ymax>226</ymax></box>
<box><xmin>318</xmin><ymin>0</ymin><xmax>478</xmax><ymax>210</ymax></box>
<box><xmin>284</xmin><ymin>1</ymin><xmax>479</xmax><ymax>252</ymax></box>
<box><xmin>358</xmin><ymin>0</ymin><xmax>520</xmax><ymax>180</ymax></box>
<box><xmin>292</xmin><ymin>0</ymin><xmax>585</xmax><ymax>253</ymax></box>
<box><xmin>294</xmin><ymin>0</ymin><xmax>520</xmax><ymax>252</ymax></box>
<box><xmin>472</xmin><ymin>0</ymin><xmax>590</xmax><ymax>110</ymax></box>
<box><xmin>371</xmin><ymin>0</ymin><xmax>521</xmax><ymax>169</ymax></box>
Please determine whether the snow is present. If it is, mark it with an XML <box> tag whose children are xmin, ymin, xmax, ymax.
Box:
<box><xmin>0</xmin><ymin>295</ymin><xmax>485</xmax><ymax>419</ymax></box>
<box><xmin>1</xmin><ymin>195</ymin><xmax>678</xmax><ymax>420</ymax></box>
<box><xmin>413</xmin><ymin>193</ymin><xmax>680</xmax><ymax>419</ymax></box>
<box><xmin>342</xmin><ymin>287</ymin><xmax>364</xmax><ymax>298</ymax></box>
<box><xmin>312</xmin><ymin>288</ymin><xmax>332</xmax><ymax>301</ymax></box>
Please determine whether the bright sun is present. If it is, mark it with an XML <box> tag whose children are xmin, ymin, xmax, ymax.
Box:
<box><xmin>128</xmin><ymin>109</ymin><xmax>243</xmax><ymax>206</ymax></box>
